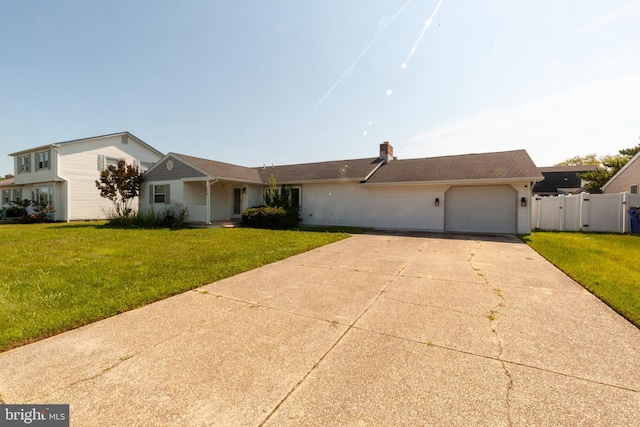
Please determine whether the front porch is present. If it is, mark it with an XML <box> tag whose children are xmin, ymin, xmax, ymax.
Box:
<box><xmin>182</xmin><ymin>180</ymin><xmax>263</xmax><ymax>224</ymax></box>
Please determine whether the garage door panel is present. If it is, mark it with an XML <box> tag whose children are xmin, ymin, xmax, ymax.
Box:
<box><xmin>446</xmin><ymin>186</ymin><xmax>516</xmax><ymax>233</ymax></box>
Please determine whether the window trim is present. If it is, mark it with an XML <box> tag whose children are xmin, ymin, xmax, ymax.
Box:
<box><xmin>34</xmin><ymin>186</ymin><xmax>53</xmax><ymax>207</ymax></box>
<box><xmin>154</xmin><ymin>185</ymin><xmax>166</xmax><ymax>204</ymax></box>
<box><xmin>630</xmin><ymin>184</ymin><xmax>638</xmax><ymax>194</ymax></box>
<box><xmin>36</xmin><ymin>150</ymin><xmax>51</xmax><ymax>171</ymax></box>
<box><xmin>150</xmin><ymin>184</ymin><xmax>170</xmax><ymax>205</ymax></box>
<box><xmin>18</xmin><ymin>154</ymin><xmax>31</xmax><ymax>174</ymax></box>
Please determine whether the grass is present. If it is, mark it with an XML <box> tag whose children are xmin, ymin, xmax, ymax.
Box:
<box><xmin>0</xmin><ymin>222</ymin><xmax>350</xmax><ymax>352</ymax></box>
<box><xmin>521</xmin><ymin>232</ymin><xmax>640</xmax><ymax>328</ymax></box>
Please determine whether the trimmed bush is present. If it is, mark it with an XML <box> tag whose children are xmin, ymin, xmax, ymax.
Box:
<box><xmin>242</xmin><ymin>206</ymin><xmax>300</xmax><ymax>229</ymax></box>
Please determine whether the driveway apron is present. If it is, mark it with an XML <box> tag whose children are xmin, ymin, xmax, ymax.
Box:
<box><xmin>0</xmin><ymin>233</ymin><xmax>638</xmax><ymax>426</ymax></box>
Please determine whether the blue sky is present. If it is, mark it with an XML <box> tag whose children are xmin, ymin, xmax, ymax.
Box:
<box><xmin>1</xmin><ymin>0</ymin><xmax>639</xmax><ymax>175</ymax></box>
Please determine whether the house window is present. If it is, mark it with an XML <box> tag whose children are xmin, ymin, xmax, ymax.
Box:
<box><xmin>154</xmin><ymin>185</ymin><xmax>166</xmax><ymax>203</ymax></box>
<box><xmin>290</xmin><ymin>187</ymin><xmax>301</xmax><ymax>208</ymax></box>
<box><xmin>631</xmin><ymin>185</ymin><xmax>638</xmax><ymax>194</ymax></box>
<box><xmin>2</xmin><ymin>190</ymin><xmax>9</xmax><ymax>205</ymax></box>
<box><xmin>13</xmin><ymin>189</ymin><xmax>21</xmax><ymax>202</ymax></box>
<box><xmin>19</xmin><ymin>155</ymin><xmax>31</xmax><ymax>174</ymax></box>
<box><xmin>35</xmin><ymin>186</ymin><xmax>53</xmax><ymax>206</ymax></box>
<box><xmin>106</xmin><ymin>157</ymin><xmax>120</xmax><ymax>168</ymax></box>
<box><xmin>36</xmin><ymin>150</ymin><xmax>50</xmax><ymax>171</ymax></box>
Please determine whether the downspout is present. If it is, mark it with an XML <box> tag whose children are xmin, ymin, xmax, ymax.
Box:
<box><xmin>206</xmin><ymin>178</ymin><xmax>218</xmax><ymax>224</ymax></box>
<box><xmin>54</xmin><ymin>149</ymin><xmax>69</xmax><ymax>222</ymax></box>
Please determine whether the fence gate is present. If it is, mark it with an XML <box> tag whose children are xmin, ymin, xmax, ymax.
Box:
<box><xmin>532</xmin><ymin>192</ymin><xmax>640</xmax><ymax>233</ymax></box>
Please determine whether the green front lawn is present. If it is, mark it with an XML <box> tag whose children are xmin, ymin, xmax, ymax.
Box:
<box><xmin>0</xmin><ymin>223</ymin><xmax>349</xmax><ymax>352</ymax></box>
<box><xmin>522</xmin><ymin>232</ymin><xmax>640</xmax><ymax>328</ymax></box>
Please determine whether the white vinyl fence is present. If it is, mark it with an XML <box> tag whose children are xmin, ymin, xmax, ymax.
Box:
<box><xmin>532</xmin><ymin>192</ymin><xmax>640</xmax><ymax>233</ymax></box>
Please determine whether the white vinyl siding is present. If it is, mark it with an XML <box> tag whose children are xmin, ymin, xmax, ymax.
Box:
<box><xmin>603</xmin><ymin>157</ymin><xmax>640</xmax><ymax>194</ymax></box>
<box><xmin>56</xmin><ymin>135</ymin><xmax>163</xmax><ymax>220</ymax></box>
<box><xmin>445</xmin><ymin>185</ymin><xmax>517</xmax><ymax>234</ymax></box>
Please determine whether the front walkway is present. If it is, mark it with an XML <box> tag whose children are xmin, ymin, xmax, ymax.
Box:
<box><xmin>0</xmin><ymin>233</ymin><xmax>638</xmax><ymax>426</ymax></box>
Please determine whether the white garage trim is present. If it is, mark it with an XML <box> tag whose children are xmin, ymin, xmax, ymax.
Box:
<box><xmin>445</xmin><ymin>185</ymin><xmax>517</xmax><ymax>234</ymax></box>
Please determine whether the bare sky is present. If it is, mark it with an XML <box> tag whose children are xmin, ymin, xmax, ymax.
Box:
<box><xmin>1</xmin><ymin>0</ymin><xmax>639</xmax><ymax>175</ymax></box>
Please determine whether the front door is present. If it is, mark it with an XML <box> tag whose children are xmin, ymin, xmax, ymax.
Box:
<box><xmin>232</xmin><ymin>188</ymin><xmax>242</xmax><ymax>217</ymax></box>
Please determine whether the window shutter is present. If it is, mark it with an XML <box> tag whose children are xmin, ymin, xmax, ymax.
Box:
<box><xmin>149</xmin><ymin>185</ymin><xmax>153</xmax><ymax>205</ymax></box>
<box><xmin>97</xmin><ymin>155</ymin><xmax>105</xmax><ymax>171</ymax></box>
<box><xmin>165</xmin><ymin>184</ymin><xmax>170</xmax><ymax>204</ymax></box>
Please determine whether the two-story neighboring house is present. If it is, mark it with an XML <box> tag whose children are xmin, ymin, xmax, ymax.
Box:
<box><xmin>3</xmin><ymin>132</ymin><xmax>163</xmax><ymax>221</ymax></box>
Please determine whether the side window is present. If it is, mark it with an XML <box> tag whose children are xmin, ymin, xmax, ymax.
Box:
<box><xmin>36</xmin><ymin>150</ymin><xmax>50</xmax><ymax>171</ymax></box>
<box><xmin>35</xmin><ymin>186</ymin><xmax>53</xmax><ymax>206</ymax></box>
<box><xmin>150</xmin><ymin>184</ymin><xmax>170</xmax><ymax>204</ymax></box>
<box><xmin>631</xmin><ymin>184</ymin><xmax>638</xmax><ymax>194</ymax></box>
<box><xmin>19</xmin><ymin>155</ymin><xmax>31</xmax><ymax>174</ymax></box>
<box><xmin>2</xmin><ymin>190</ymin><xmax>9</xmax><ymax>205</ymax></box>
<box><xmin>154</xmin><ymin>185</ymin><xmax>166</xmax><ymax>203</ymax></box>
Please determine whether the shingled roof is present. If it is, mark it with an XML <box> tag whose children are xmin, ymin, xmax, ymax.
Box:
<box><xmin>256</xmin><ymin>157</ymin><xmax>382</xmax><ymax>183</ymax></box>
<box><xmin>172</xmin><ymin>153</ymin><xmax>262</xmax><ymax>183</ymax></box>
<box><xmin>364</xmin><ymin>150</ymin><xmax>542</xmax><ymax>184</ymax></box>
<box><xmin>165</xmin><ymin>147</ymin><xmax>541</xmax><ymax>185</ymax></box>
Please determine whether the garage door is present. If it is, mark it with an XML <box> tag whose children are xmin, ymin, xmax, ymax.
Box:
<box><xmin>445</xmin><ymin>185</ymin><xmax>517</xmax><ymax>233</ymax></box>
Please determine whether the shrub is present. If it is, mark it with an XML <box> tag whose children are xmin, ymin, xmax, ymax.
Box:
<box><xmin>105</xmin><ymin>204</ymin><xmax>189</xmax><ymax>229</ymax></box>
<box><xmin>5</xmin><ymin>204</ymin><xmax>26</xmax><ymax>218</ymax></box>
<box><xmin>243</xmin><ymin>175</ymin><xmax>301</xmax><ymax>229</ymax></box>
<box><xmin>162</xmin><ymin>204</ymin><xmax>189</xmax><ymax>228</ymax></box>
<box><xmin>242</xmin><ymin>205</ymin><xmax>300</xmax><ymax>229</ymax></box>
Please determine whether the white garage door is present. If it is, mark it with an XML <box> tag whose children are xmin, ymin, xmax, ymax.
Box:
<box><xmin>445</xmin><ymin>185</ymin><xmax>517</xmax><ymax>234</ymax></box>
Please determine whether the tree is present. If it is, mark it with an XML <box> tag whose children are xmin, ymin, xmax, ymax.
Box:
<box><xmin>554</xmin><ymin>154</ymin><xmax>599</xmax><ymax>166</ymax></box>
<box><xmin>95</xmin><ymin>160</ymin><xmax>142</xmax><ymax>218</ymax></box>
<box><xmin>564</xmin><ymin>144</ymin><xmax>640</xmax><ymax>193</ymax></box>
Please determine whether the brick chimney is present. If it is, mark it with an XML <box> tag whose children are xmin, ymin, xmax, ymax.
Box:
<box><xmin>379</xmin><ymin>141</ymin><xmax>394</xmax><ymax>164</ymax></box>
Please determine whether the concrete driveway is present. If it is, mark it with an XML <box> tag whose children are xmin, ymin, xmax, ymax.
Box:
<box><xmin>1</xmin><ymin>233</ymin><xmax>639</xmax><ymax>426</ymax></box>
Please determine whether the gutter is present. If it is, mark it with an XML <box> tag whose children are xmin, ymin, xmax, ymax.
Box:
<box><xmin>54</xmin><ymin>149</ymin><xmax>70</xmax><ymax>222</ymax></box>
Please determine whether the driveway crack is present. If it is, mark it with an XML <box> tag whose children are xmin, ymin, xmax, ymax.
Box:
<box><xmin>470</xmin><ymin>242</ymin><xmax>514</xmax><ymax>427</ymax></box>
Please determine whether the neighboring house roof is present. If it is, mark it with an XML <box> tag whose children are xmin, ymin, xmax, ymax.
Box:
<box><xmin>0</xmin><ymin>177</ymin><xmax>15</xmax><ymax>187</ymax></box>
<box><xmin>365</xmin><ymin>150</ymin><xmax>542</xmax><ymax>184</ymax></box>
<box><xmin>7</xmin><ymin>132</ymin><xmax>164</xmax><ymax>158</ymax></box>
<box><xmin>533</xmin><ymin>165</ymin><xmax>598</xmax><ymax>194</ymax></box>
<box><xmin>602</xmin><ymin>150</ymin><xmax>640</xmax><ymax>192</ymax></box>
<box><xmin>257</xmin><ymin>157</ymin><xmax>382</xmax><ymax>183</ymax></box>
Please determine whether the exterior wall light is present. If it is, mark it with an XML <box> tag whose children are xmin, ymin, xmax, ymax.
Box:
<box><xmin>521</xmin><ymin>197</ymin><xmax>527</xmax><ymax>207</ymax></box>
<box><xmin>435</xmin><ymin>197</ymin><xmax>440</xmax><ymax>206</ymax></box>
<box><xmin>242</xmin><ymin>187</ymin><xmax>247</xmax><ymax>193</ymax></box>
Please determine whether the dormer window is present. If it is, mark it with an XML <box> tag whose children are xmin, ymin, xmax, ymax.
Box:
<box><xmin>36</xmin><ymin>150</ymin><xmax>50</xmax><ymax>171</ymax></box>
<box><xmin>19</xmin><ymin>154</ymin><xmax>31</xmax><ymax>174</ymax></box>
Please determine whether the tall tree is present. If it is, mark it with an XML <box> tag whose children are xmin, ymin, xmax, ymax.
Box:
<box><xmin>554</xmin><ymin>154</ymin><xmax>599</xmax><ymax>166</ymax></box>
<box><xmin>95</xmin><ymin>160</ymin><xmax>142</xmax><ymax>218</ymax></box>
<box><xmin>566</xmin><ymin>144</ymin><xmax>640</xmax><ymax>193</ymax></box>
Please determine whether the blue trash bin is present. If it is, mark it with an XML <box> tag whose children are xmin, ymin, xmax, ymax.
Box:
<box><xmin>628</xmin><ymin>209</ymin><xmax>640</xmax><ymax>234</ymax></box>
